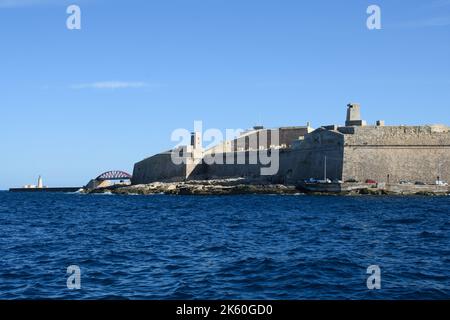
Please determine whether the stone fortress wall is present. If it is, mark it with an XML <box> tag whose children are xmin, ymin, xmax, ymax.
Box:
<box><xmin>341</xmin><ymin>125</ymin><xmax>450</xmax><ymax>184</ymax></box>
<box><xmin>132</xmin><ymin>103</ymin><xmax>450</xmax><ymax>186</ymax></box>
<box><xmin>278</xmin><ymin>129</ymin><xmax>345</xmax><ymax>183</ymax></box>
<box><xmin>132</xmin><ymin>126</ymin><xmax>314</xmax><ymax>184</ymax></box>
<box><xmin>132</xmin><ymin>152</ymin><xmax>186</xmax><ymax>184</ymax></box>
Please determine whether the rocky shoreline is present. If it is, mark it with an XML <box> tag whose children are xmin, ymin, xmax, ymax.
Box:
<box><xmin>88</xmin><ymin>178</ymin><xmax>299</xmax><ymax>195</ymax></box>
<box><xmin>85</xmin><ymin>178</ymin><xmax>450</xmax><ymax>196</ymax></box>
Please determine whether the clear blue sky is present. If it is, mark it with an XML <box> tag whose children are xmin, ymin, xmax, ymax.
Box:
<box><xmin>0</xmin><ymin>0</ymin><xmax>449</xmax><ymax>189</ymax></box>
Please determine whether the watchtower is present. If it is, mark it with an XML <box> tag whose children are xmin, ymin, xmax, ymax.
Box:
<box><xmin>345</xmin><ymin>103</ymin><xmax>367</xmax><ymax>127</ymax></box>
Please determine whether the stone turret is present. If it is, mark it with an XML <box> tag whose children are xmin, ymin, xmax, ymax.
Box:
<box><xmin>191</xmin><ymin>132</ymin><xmax>202</xmax><ymax>150</ymax></box>
<box><xmin>188</xmin><ymin>131</ymin><xmax>203</xmax><ymax>161</ymax></box>
<box><xmin>345</xmin><ymin>103</ymin><xmax>367</xmax><ymax>127</ymax></box>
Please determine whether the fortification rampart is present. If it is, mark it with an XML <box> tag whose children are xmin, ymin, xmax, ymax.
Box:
<box><xmin>132</xmin><ymin>152</ymin><xmax>187</xmax><ymax>184</ymax></box>
<box><xmin>281</xmin><ymin>129</ymin><xmax>345</xmax><ymax>183</ymax></box>
<box><xmin>342</xmin><ymin>126</ymin><xmax>450</xmax><ymax>184</ymax></box>
<box><xmin>131</xmin><ymin>105</ymin><xmax>450</xmax><ymax>187</ymax></box>
<box><xmin>203</xmin><ymin>151</ymin><xmax>267</xmax><ymax>180</ymax></box>
<box><xmin>343</xmin><ymin>125</ymin><xmax>450</xmax><ymax>146</ymax></box>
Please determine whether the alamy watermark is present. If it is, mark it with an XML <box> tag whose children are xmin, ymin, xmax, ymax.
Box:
<box><xmin>64</xmin><ymin>5</ymin><xmax>380</xmax><ymax>31</ymax></box>
<box><xmin>67</xmin><ymin>265</ymin><xmax>81</xmax><ymax>290</ymax></box>
<box><xmin>66</xmin><ymin>5</ymin><xmax>81</xmax><ymax>30</ymax></box>
<box><xmin>170</xmin><ymin>121</ymin><xmax>280</xmax><ymax>176</ymax></box>
<box><xmin>366</xmin><ymin>265</ymin><xmax>381</xmax><ymax>290</ymax></box>
<box><xmin>367</xmin><ymin>5</ymin><xmax>382</xmax><ymax>30</ymax></box>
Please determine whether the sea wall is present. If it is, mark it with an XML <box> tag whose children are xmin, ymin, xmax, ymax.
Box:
<box><xmin>132</xmin><ymin>152</ymin><xmax>187</xmax><ymax>184</ymax></box>
<box><xmin>342</xmin><ymin>126</ymin><xmax>450</xmax><ymax>184</ymax></box>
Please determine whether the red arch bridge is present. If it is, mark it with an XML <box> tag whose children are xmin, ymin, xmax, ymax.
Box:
<box><xmin>95</xmin><ymin>171</ymin><xmax>132</xmax><ymax>181</ymax></box>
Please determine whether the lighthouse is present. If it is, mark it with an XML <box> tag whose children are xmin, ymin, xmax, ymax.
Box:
<box><xmin>37</xmin><ymin>176</ymin><xmax>43</xmax><ymax>189</ymax></box>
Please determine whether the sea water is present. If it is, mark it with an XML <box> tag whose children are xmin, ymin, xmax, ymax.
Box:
<box><xmin>0</xmin><ymin>191</ymin><xmax>449</xmax><ymax>299</ymax></box>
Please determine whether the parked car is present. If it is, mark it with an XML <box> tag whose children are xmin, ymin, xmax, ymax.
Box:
<box><xmin>436</xmin><ymin>180</ymin><xmax>449</xmax><ymax>186</ymax></box>
<box><xmin>345</xmin><ymin>178</ymin><xmax>359</xmax><ymax>183</ymax></box>
<box><xmin>315</xmin><ymin>179</ymin><xmax>332</xmax><ymax>184</ymax></box>
<box><xmin>365</xmin><ymin>179</ymin><xmax>377</xmax><ymax>184</ymax></box>
<box><xmin>414</xmin><ymin>181</ymin><xmax>426</xmax><ymax>185</ymax></box>
<box><xmin>399</xmin><ymin>180</ymin><xmax>413</xmax><ymax>185</ymax></box>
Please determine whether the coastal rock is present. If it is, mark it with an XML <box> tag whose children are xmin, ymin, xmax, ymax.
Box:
<box><xmin>86</xmin><ymin>178</ymin><xmax>450</xmax><ymax>196</ymax></box>
<box><xmin>88</xmin><ymin>178</ymin><xmax>299</xmax><ymax>195</ymax></box>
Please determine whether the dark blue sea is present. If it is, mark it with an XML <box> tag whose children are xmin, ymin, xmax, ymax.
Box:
<box><xmin>0</xmin><ymin>191</ymin><xmax>449</xmax><ymax>300</ymax></box>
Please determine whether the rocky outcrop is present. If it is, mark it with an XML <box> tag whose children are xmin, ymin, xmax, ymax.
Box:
<box><xmin>85</xmin><ymin>178</ymin><xmax>450</xmax><ymax>196</ymax></box>
<box><xmin>88</xmin><ymin>178</ymin><xmax>300</xmax><ymax>195</ymax></box>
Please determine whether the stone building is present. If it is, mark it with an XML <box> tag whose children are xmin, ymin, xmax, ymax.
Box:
<box><xmin>132</xmin><ymin>104</ymin><xmax>450</xmax><ymax>185</ymax></box>
<box><xmin>132</xmin><ymin>126</ymin><xmax>313</xmax><ymax>183</ymax></box>
<box><xmin>278</xmin><ymin>103</ymin><xmax>450</xmax><ymax>184</ymax></box>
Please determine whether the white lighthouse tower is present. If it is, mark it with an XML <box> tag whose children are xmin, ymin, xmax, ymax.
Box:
<box><xmin>37</xmin><ymin>176</ymin><xmax>43</xmax><ymax>189</ymax></box>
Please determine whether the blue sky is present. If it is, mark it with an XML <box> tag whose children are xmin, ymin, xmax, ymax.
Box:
<box><xmin>0</xmin><ymin>0</ymin><xmax>449</xmax><ymax>189</ymax></box>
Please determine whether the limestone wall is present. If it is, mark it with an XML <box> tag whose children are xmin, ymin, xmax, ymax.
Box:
<box><xmin>342</xmin><ymin>126</ymin><xmax>450</xmax><ymax>184</ymax></box>
<box><xmin>132</xmin><ymin>152</ymin><xmax>187</xmax><ymax>184</ymax></box>
<box><xmin>344</xmin><ymin>125</ymin><xmax>450</xmax><ymax>146</ymax></box>
<box><xmin>280</xmin><ymin>129</ymin><xmax>345</xmax><ymax>183</ymax></box>
<box><xmin>279</xmin><ymin>127</ymin><xmax>312</xmax><ymax>147</ymax></box>
<box><xmin>204</xmin><ymin>127</ymin><xmax>311</xmax><ymax>155</ymax></box>
<box><xmin>132</xmin><ymin>129</ymin><xmax>345</xmax><ymax>185</ymax></box>
<box><xmin>132</xmin><ymin>125</ymin><xmax>450</xmax><ymax>186</ymax></box>
<box><xmin>203</xmin><ymin>151</ymin><xmax>269</xmax><ymax>180</ymax></box>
